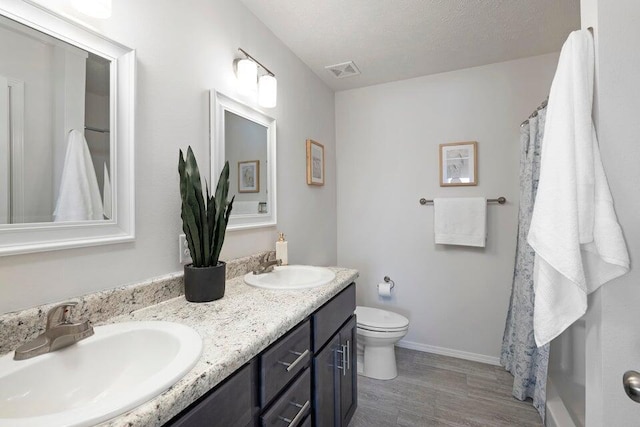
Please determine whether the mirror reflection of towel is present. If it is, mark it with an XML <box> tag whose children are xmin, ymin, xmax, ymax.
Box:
<box><xmin>103</xmin><ymin>162</ymin><xmax>112</xmax><ymax>220</ymax></box>
<box><xmin>53</xmin><ymin>130</ymin><xmax>104</xmax><ymax>222</ymax></box>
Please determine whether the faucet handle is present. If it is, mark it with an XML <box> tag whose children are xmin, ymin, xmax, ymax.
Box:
<box><xmin>46</xmin><ymin>302</ymin><xmax>78</xmax><ymax>329</ymax></box>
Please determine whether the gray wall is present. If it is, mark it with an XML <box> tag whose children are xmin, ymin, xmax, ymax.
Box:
<box><xmin>0</xmin><ymin>0</ymin><xmax>337</xmax><ymax>314</ymax></box>
<box><xmin>336</xmin><ymin>53</ymin><xmax>558</xmax><ymax>361</ymax></box>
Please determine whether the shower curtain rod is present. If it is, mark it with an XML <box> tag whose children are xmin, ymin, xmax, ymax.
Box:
<box><xmin>520</xmin><ymin>98</ymin><xmax>548</xmax><ymax>127</ymax></box>
<box><xmin>85</xmin><ymin>126</ymin><xmax>110</xmax><ymax>134</ymax></box>
<box><xmin>520</xmin><ymin>27</ymin><xmax>594</xmax><ymax>129</ymax></box>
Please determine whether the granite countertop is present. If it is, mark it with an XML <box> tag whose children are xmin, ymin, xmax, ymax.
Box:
<box><xmin>99</xmin><ymin>267</ymin><xmax>359</xmax><ymax>427</ymax></box>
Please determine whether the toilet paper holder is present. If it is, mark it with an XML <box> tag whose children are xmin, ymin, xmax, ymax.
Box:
<box><xmin>379</xmin><ymin>276</ymin><xmax>395</xmax><ymax>290</ymax></box>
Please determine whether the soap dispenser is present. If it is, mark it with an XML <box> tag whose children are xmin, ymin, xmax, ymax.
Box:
<box><xmin>276</xmin><ymin>232</ymin><xmax>288</xmax><ymax>265</ymax></box>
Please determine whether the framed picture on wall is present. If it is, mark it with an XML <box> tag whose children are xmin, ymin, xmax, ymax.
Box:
<box><xmin>238</xmin><ymin>160</ymin><xmax>260</xmax><ymax>193</ymax></box>
<box><xmin>306</xmin><ymin>139</ymin><xmax>325</xmax><ymax>186</ymax></box>
<box><xmin>439</xmin><ymin>141</ymin><xmax>478</xmax><ymax>186</ymax></box>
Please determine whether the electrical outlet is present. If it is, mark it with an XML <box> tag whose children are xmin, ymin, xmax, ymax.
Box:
<box><xmin>179</xmin><ymin>234</ymin><xmax>192</xmax><ymax>264</ymax></box>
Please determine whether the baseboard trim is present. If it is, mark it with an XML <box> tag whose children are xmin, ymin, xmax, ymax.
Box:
<box><xmin>397</xmin><ymin>340</ymin><xmax>501</xmax><ymax>366</ymax></box>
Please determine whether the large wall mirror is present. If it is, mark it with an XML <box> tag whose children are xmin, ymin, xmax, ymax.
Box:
<box><xmin>211</xmin><ymin>91</ymin><xmax>276</xmax><ymax>230</ymax></box>
<box><xmin>0</xmin><ymin>1</ymin><xmax>135</xmax><ymax>255</ymax></box>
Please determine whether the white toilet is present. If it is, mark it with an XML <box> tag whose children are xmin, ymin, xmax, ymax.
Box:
<box><xmin>355</xmin><ymin>306</ymin><xmax>409</xmax><ymax>380</ymax></box>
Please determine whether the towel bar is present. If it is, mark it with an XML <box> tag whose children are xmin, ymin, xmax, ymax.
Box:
<box><xmin>419</xmin><ymin>197</ymin><xmax>506</xmax><ymax>205</ymax></box>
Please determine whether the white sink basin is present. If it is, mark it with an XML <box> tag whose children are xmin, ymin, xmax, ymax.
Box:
<box><xmin>0</xmin><ymin>321</ymin><xmax>202</xmax><ymax>427</ymax></box>
<box><xmin>244</xmin><ymin>265</ymin><xmax>336</xmax><ymax>290</ymax></box>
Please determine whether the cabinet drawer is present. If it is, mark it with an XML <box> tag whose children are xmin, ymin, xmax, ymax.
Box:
<box><xmin>260</xmin><ymin>319</ymin><xmax>311</xmax><ymax>406</ymax></box>
<box><xmin>312</xmin><ymin>283</ymin><xmax>355</xmax><ymax>352</ymax></box>
<box><xmin>168</xmin><ymin>361</ymin><xmax>257</xmax><ymax>427</ymax></box>
<box><xmin>261</xmin><ymin>368</ymin><xmax>311</xmax><ymax>427</ymax></box>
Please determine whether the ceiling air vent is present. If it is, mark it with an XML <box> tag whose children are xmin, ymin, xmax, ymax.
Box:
<box><xmin>325</xmin><ymin>61</ymin><xmax>361</xmax><ymax>79</ymax></box>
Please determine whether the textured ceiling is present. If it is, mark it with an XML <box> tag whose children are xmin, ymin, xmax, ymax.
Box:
<box><xmin>239</xmin><ymin>0</ymin><xmax>580</xmax><ymax>91</ymax></box>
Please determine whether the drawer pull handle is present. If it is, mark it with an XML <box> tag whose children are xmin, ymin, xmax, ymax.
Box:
<box><xmin>277</xmin><ymin>400</ymin><xmax>310</xmax><ymax>426</ymax></box>
<box><xmin>346</xmin><ymin>339</ymin><xmax>350</xmax><ymax>371</ymax></box>
<box><xmin>277</xmin><ymin>349</ymin><xmax>310</xmax><ymax>372</ymax></box>
<box><xmin>336</xmin><ymin>345</ymin><xmax>347</xmax><ymax>376</ymax></box>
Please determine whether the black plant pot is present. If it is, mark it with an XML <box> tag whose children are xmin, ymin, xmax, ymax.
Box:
<box><xmin>184</xmin><ymin>261</ymin><xmax>226</xmax><ymax>303</ymax></box>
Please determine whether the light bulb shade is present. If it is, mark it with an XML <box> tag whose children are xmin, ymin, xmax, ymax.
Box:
<box><xmin>236</xmin><ymin>59</ymin><xmax>258</xmax><ymax>94</ymax></box>
<box><xmin>258</xmin><ymin>74</ymin><xmax>277</xmax><ymax>108</ymax></box>
<box><xmin>71</xmin><ymin>0</ymin><xmax>112</xmax><ymax>19</ymax></box>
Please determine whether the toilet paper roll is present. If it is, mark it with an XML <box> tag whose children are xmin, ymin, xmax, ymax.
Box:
<box><xmin>378</xmin><ymin>282</ymin><xmax>392</xmax><ymax>297</ymax></box>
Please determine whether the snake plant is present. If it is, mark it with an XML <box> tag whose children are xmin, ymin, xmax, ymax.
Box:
<box><xmin>179</xmin><ymin>147</ymin><xmax>234</xmax><ymax>267</ymax></box>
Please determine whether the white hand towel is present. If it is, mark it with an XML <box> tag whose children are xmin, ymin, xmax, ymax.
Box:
<box><xmin>434</xmin><ymin>197</ymin><xmax>486</xmax><ymax>247</ymax></box>
<box><xmin>527</xmin><ymin>30</ymin><xmax>630</xmax><ymax>347</ymax></box>
<box><xmin>53</xmin><ymin>130</ymin><xmax>104</xmax><ymax>222</ymax></box>
<box><xmin>103</xmin><ymin>162</ymin><xmax>112</xmax><ymax>220</ymax></box>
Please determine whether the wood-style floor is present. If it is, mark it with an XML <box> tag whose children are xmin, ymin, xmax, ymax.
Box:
<box><xmin>350</xmin><ymin>347</ymin><xmax>542</xmax><ymax>427</ymax></box>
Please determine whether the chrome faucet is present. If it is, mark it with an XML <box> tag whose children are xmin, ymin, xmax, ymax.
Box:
<box><xmin>14</xmin><ymin>302</ymin><xmax>94</xmax><ymax>361</ymax></box>
<box><xmin>253</xmin><ymin>253</ymin><xmax>282</xmax><ymax>275</ymax></box>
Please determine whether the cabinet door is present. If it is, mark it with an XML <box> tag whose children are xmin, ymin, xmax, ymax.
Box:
<box><xmin>313</xmin><ymin>334</ymin><xmax>340</xmax><ymax>427</ymax></box>
<box><xmin>168</xmin><ymin>361</ymin><xmax>258</xmax><ymax>427</ymax></box>
<box><xmin>339</xmin><ymin>316</ymin><xmax>358</xmax><ymax>427</ymax></box>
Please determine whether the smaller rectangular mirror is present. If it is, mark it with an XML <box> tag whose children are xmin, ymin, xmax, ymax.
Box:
<box><xmin>211</xmin><ymin>91</ymin><xmax>276</xmax><ymax>230</ymax></box>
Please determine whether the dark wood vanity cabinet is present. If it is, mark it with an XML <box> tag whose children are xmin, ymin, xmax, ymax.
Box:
<box><xmin>312</xmin><ymin>316</ymin><xmax>357</xmax><ymax>427</ymax></box>
<box><xmin>166</xmin><ymin>283</ymin><xmax>356</xmax><ymax>427</ymax></box>
<box><xmin>261</xmin><ymin>368</ymin><xmax>311</xmax><ymax>426</ymax></box>
<box><xmin>338</xmin><ymin>316</ymin><xmax>358</xmax><ymax>426</ymax></box>
<box><xmin>313</xmin><ymin>333</ymin><xmax>341</xmax><ymax>426</ymax></box>
<box><xmin>167</xmin><ymin>361</ymin><xmax>259</xmax><ymax>427</ymax></box>
<box><xmin>260</xmin><ymin>320</ymin><xmax>311</xmax><ymax>408</ymax></box>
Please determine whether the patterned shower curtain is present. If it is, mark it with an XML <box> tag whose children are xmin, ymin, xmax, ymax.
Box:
<box><xmin>500</xmin><ymin>107</ymin><xmax>549</xmax><ymax>421</ymax></box>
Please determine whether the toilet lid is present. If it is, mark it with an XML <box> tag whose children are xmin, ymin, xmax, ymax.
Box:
<box><xmin>355</xmin><ymin>306</ymin><xmax>409</xmax><ymax>331</ymax></box>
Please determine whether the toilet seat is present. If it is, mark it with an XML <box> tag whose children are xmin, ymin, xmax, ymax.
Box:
<box><xmin>356</xmin><ymin>306</ymin><xmax>409</xmax><ymax>333</ymax></box>
<box><xmin>356</xmin><ymin>326</ymin><xmax>408</xmax><ymax>339</ymax></box>
<box><xmin>357</xmin><ymin>324</ymin><xmax>409</xmax><ymax>333</ymax></box>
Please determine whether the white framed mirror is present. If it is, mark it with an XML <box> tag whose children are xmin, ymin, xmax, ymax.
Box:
<box><xmin>211</xmin><ymin>91</ymin><xmax>276</xmax><ymax>230</ymax></box>
<box><xmin>0</xmin><ymin>1</ymin><xmax>135</xmax><ymax>256</ymax></box>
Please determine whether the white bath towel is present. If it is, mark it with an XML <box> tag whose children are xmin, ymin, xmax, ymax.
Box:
<box><xmin>53</xmin><ymin>130</ymin><xmax>104</xmax><ymax>222</ymax></box>
<box><xmin>434</xmin><ymin>197</ymin><xmax>486</xmax><ymax>247</ymax></box>
<box><xmin>527</xmin><ymin>30</ymin><xmax>629</xmax><ymax>347</ymax></box>
<box><xmin>103</xmin><ymin>162</ymin><xmax>112</xmax><ymax>220</ymax></box>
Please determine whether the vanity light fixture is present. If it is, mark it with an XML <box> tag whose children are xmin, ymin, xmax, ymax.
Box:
<box><xmin>71</xmin><ymin>0</ymin><xmax>112</xmax><ymax>19</ymax></box>
<box><xmin>258</xmin><ymin>74</ymin><xmax>277</xmax><ymax>108</ymax></box>
<box><xmin>236</xmin><ymin>48</ymin><xmax>277</xmax><ymax>108</ymax></box>
<box><xmin>235</xmin><ymin>58</ymin><xmax>258</xmax><ymax>95</ymax></box>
